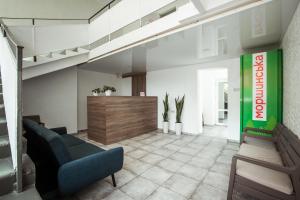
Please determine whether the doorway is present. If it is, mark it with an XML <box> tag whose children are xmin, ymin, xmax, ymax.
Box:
<box><xmin>216</xmin><ymin>81</ymin><xmax>228</xmax><ymax>125</ymax></box>
<box><xmin>197</xmin><ymin>68</ymin><xmax>228</xmax><ymax>139</ymax></box>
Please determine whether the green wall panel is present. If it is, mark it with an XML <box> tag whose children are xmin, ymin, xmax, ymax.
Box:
<box><xmin>240</xmin><ymin>49</ymin><xmax>283</xmax><ymax>139</ymax></box>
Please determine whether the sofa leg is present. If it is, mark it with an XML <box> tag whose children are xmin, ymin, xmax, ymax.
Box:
<box><xmin>111</xmin><ymin>174</ymin><xmax>116</xmax><ymax>187</ymax></box>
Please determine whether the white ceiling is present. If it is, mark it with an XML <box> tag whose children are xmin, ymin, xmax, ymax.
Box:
<box><xmin>0</xmin><ymin>0</ymin><xmax>112</xmax><ymax>19</ymax></box>
<box><xmin>80</xmin><ymin>0</ymin><xmax>300</xmax><ymax>75</ymax></box>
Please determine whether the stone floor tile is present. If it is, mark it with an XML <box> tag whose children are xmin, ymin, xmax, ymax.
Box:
<box><xmin>154</xmin><ymin>148</ymin><xmax>176</xmax><ymax>157</ymax></box>
<box><xmin>130</xmin><ymin>134</ymin><xmax>152</xmax><ymax>141</ymax></box>
<box><xmin>221</xmin><ymin>149</ymin><xmax>238</xmax><ymax>157</ymax></box>
<box><xmin>157</xmin><ymin>158</ymin><xmax>185</xmax><ymax>172</ymax></box>
<box><xmin>127</xmin><ymin>149</ymin><xmax>149</xmax><ymax>159</ymax></box>
<box><xmin>203</xmin><ymin>172</ymin><xmax>229</xmax><ymax>191</ymax></box>
<box><xmin>141</xmin><ymin>166</ymin><xmax>173</xmax><ymax>185</ymax></box>
<box><xmin>170</xmin><ymin>152</ymin><xmax>193</xmax><ymax>163</ymax></box>
<box><xmin>142</xmin><ymin>138</ymin><xmax>160</xmax><ymax>145</ymax></box>
<box><xmin>123</xmin><ymin>145</ymin><xmax>136</xmax><ymax>153</ymax></box>
<box><xmin>164</xmin><ymin>144</ymin><xmax>182</xmax><ymax>151</ymax></box>
<box><xmin>146</xmin><ymin>187</ymin><xmax>186</xmax><ymax>200</ymax></box>
<box><xmin>105</xmin><ymin>169</ymin><xmax>135</xmax><ymax>187</ymax></box>
<box><xmin>186</xmin><ymin>143</ymin><xmax>206</xmax><ymax>150</ymax></box>
<box><xmin>177</xmin><ymin>164</ymin><xmax>208</xmax><ymax>181</ymax></box>
<box><xmin>171</xmin><ymin>140</ymin><xmax>189</xmax><ymax>147</ymax></box>
<box><xmin>102</xmin><ymin>189</ymin><xmax>133</xmax><ymax>200</ymax></box>
<box><xmin>192</xmin><ymin>136</ymin><xmax>212</xmax><ymax>145</ymax></box>
<box><xmin>76</xmin><ymin>181</ymin><xmax>114</xmax><ymax>200</ymax></box>
<box><xmin>163</xmin><ymin>174</ymin><xmax>198</xmax><ymax>198</ymax></box>
<box><xmin>139</xmin><ymin>145</ymin><xmax>158</xmax><ymax>152</ymax></box>
<box><xmin>191</xmin><ymin>183</ymin><xmax>227</xmax><ymax>200</ymax></box>
<box><xmin>197</xmin><ymin>148</ymin><xmax>221</xmax><ymax>159</ymax></box>
<box><xmin>123</xmin><ymin>156</ymin><xmax>136</xmax><ymax>169</ymax></box>
<box><xmin>225</xmin><ymin>144</ymin><xmax>240</xmax><ymax>151</ymax></box>
<box><xmin>188</xmin><ymin>157</ymin><xmax>215</xmax><ymax>169</ymax></box>
<box><xmin>124</xmin><ymin>159</ymin><xmax>152</xmax><ymax>175</ymax></box>
<box><xmin>216</xmin><ymin>154</ymin><xmax>233</xmax><ymax>165</ymax></box>
<box><xmin>210</xmin><ymin>162</ymin><xmax>231</xmax><ymax>176</ymax></box>
<box><xmin>120</xmin><ymin>177</ymin><xmax>158</xmax><ymax>200</ymax></box>
<box><xmin>178</xmin><ymin>147</ymin><xmax>200</xmax><ymax>156</ymax></box>
<box><xmin>151</xmin><ymin>139</ymin><xmax>174</xmax><ymax>147</ymax></box>
<box><xmin>140</xmin><ymin>153</ymin><xmax>165</xmax><ymax>165</ymax></box>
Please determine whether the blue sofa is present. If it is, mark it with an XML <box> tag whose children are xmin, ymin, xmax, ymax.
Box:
<box><xmin>23</xmin><ymin>119</ymin><xmax>124</xmax><ymax>199</ymax></box>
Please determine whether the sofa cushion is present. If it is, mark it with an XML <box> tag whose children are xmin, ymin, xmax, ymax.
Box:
<box><xmin>68</xmin><ymin>143</ymin><xmax>105</xmax><ymax>160</ymax></box>
<box><xmin>61</xmin><ymin>134</ymin><xmax>85</xmax><ymax>147</ymax></box>
<box><xmin>238</xmin><ymin>143</ymin><xmax>282</xmax><ymax>165</ymax></box>
<box><xmin>236</xmin><ymin>161</ymin><xmax>293</xmax><ymax>195</ymax></box>
<box><xmin>244</xmin><ymin>136</ymin><xmax>276</xmax><ymax>150</ymax></box>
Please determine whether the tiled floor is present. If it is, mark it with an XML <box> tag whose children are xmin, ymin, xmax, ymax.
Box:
<box><xmin>202</xmin><ymin>125</ymin><xmax>228</xmax><ymax>139</ymax></box>
<box><xmin>64</xmin><ymin>131</ymin><xmax>254</xmax><ymax>200</ymax></box>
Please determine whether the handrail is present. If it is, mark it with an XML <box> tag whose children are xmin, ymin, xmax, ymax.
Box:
<box><xmin>0</xmin><ymin>19</ymin><xmax>23</xmax><ymax>48</ymax></box>
<box><xmin>88</xmin><ymin>0</ymin><xmax>116</xmax><ymax>23</ymax></box>
<box><xmin>0</xmin><ymin>0</ymin><xmax>118</xmax><ymax>25</ymax></box>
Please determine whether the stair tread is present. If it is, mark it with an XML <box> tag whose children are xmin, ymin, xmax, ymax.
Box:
<box><xmin>0</xmin><ymin>157</ymin><xmax>15</xmax><ymax>178</ymax></box>
<box><xmin>0</xmin><ymin>135</ymin><xmax>9</xmax><ymax>147</ymax></box>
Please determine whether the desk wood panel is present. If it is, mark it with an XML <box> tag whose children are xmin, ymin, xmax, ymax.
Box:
<box><xmin>87</xmin><ymin>96</ymin><xmax>157</xmax><ymax>144</ymax></box>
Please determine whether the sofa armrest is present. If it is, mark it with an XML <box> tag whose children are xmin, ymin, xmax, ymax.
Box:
<box><xmin>58</xmin><ymin>147</ymin><xmax>124</xmax><ymax>195</ymax></box>
<box><xmin>50</xmin><ymin>127</ymin><xmax>67</xmax><ymax>135</ymax></box>
<box><xmin>232</xmin><ymin>154</ymin><xmax>296</xmax><ymax>175</ymax></box>
<box><xmin>244</xmin><ymin>127</ymin><xmax>273</xmax><ymax>135</ymax></box>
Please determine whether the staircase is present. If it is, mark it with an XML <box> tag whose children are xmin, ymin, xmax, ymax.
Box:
<box><xmin>0</xmin><ymin>71</ymin><xmax>40</xmax><ymax>199</ymax></box>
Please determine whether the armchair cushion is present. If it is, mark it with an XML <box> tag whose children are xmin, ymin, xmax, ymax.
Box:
<box><xmin>236</xmin><ymin>161</ymin><xmax>293</xmax><ymax>194</ymax></box>
<box><xmin>68</xmin><ymin>142</ymin><xmax>105</xmax><ymax>160</ymax></box>
<box><xmin>237</xmin><ymin>143</ymin><xmax>293</xmax><ymax>194</ymax></box>
<box><xmin>244</xmin><ymin>136</ymin><xmax>276</xmax><ymax>150</ymax></box>
<box><xmin>239</xmin><ymin>143</ymin><xmax>282</xmax><ymax>165</ymax></box>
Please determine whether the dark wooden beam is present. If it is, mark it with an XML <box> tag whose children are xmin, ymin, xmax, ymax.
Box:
<box><xmin>121</xmin><ymin>72</ymin><xmax>146</xmax><ymax>78</ymax></box>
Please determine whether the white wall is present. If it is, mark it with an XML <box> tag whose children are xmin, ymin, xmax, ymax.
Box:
<box><xmin>23</xmin><ymin>67</ymin><xmax>78</xmax><ymax>133</ymax></box>
<box><xmin>281</xmin><ymin>2</ymin><xmax>300</xmax><ymax>137</ymax></box>
<box><xmin>77</xmin><ymin>69</ymin><xmax>122</xmax><ymax>130</ymax></box>
<box><xmin>147</xmin><ymin>58</ymin><xmax>240</xmax><ymax>141</ymax></box>
<box><xmin>118</xmin><ymin>77</ymin><xmax>132</xmax><ymax>96</ymax></box>
<box><xmin>0</xmin><ymin>31</ymin><xmax>19</xmax><ymax>168</ymax></box>
<box><xmin>23</xmin><ymin>66</ymin><xmax>132</xmax><ymax>133</ymax></box>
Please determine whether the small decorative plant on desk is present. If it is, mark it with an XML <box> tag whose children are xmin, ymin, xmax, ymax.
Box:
<box><xmin>102</xmin><ymin>85</ymin><xmax>116</xmax><ymax>96</ymax></box>
<box><xmin>175</xmin><ymin>95</ymin><xmax>185</xmax><ymax>135</ymax></box>
<box><xmin>92</xmin><ymin>88</ymin><xmax>101</xmax><ymax>96</ymax></box>
<box><xmin>162</xmin><ymin>93</ymin><xmax>169</xmax><ymax>134</ymax></box>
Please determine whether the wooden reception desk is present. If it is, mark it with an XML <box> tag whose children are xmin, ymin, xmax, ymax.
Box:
<box><xmin>87</xmin><ymin>96</ymin><xmax>157</xmax><ymax>144</ymax></box>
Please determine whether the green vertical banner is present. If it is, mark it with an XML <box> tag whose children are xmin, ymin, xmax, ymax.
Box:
<box><xmin>240</xmin><ymin>49</ymin><xmax>283</xmax><ymax>138</ymax></box>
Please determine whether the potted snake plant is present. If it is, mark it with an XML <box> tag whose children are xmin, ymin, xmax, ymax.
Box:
<box><xmin>162</xmin><ymin>93</ymin><xmax>169</xmax><ymax>133</ymax></box>
<box><xmin>175</xmin><ymin>95</ymin><xmax>185</xmax><ymax>135</ymax></box>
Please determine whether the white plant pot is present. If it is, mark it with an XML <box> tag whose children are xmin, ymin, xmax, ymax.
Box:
<box><xmin>163</xmin><ymin>122</ymin><xmax>169</xmax><ymax>134</ymax></box>
<box><xmin>175</xmin><ymin>123</ymin><xmax>182</xmax><ymax>135</ymax></box>
<box><xmin>105</xmin><ymin>90</ymin><xmax>112</xmax><ymax>96</ymax></box>
<box><xmin>92</xmin><ymin>92</ymin><xmax>98</xmax><ymax>96</ymax></box>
